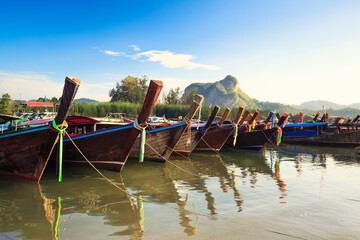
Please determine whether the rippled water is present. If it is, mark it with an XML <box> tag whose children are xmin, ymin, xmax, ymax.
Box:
<box><xmin>1</xmin><ymin>144</ymin><xmax>360</xmax><ymax>240</ymax></box>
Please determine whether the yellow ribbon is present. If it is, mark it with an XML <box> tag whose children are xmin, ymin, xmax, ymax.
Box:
<box><xmin>232</xmin><ymin>122</ymin><xmax>238</xmax><ymax>146</ymax></box>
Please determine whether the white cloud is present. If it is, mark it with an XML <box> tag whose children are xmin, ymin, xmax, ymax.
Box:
<box><xmin>103</xmin><ymin>50</ymin><xmax>123</xmax><ymax>56</ymax></box>
<box><xmin>0</xmin><ymin>70</ymin><xmax>111</xmax><ymax>102</ymax></box>
<box><xmin>129</xmin><ymin>45</ymin><xmax>141</xmax><ymax>51</ymax></box>
<box><xmin>133</xmin><ymin>50</ymin><xmax>221</xmax><ymax>70</ymax></box>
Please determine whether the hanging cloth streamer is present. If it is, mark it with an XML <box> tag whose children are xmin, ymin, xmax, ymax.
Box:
<box><xmin>133</xmin><ymin>118</ymin><xmax>147</xmax><ymax>163</ymax></box>
<box><xmin>184</xmin><ymin>116</ymin><xmax>192</xmax><ymax>145</ymax></box>
<box><xmin>232</xmin><ymin>122</ymin><xmax>238</xmax><ymax>146</ymax></box>
<box><xmin>247</xmin><ymin>122</ymin><xmax>252</xmax><ymax>132</ymax></box>
<box><xmin>274</xmin><ymin>125</ymin><xmax>282</xmax><ymax>146</ymax></box>
<box><xmin>49</xmin><ymin>119</ymin><xmax>68</xmax><ymax>182</ymax></box>
<box><xmin>193</xmin><ymin>99</ymin><xmax>202</xmax><ymax>130</ymax></box>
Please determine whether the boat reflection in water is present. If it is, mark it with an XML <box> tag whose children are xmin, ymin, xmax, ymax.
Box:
<box><xmin>2</xmin><ymin>144</ymin><xmax>359</xmax><ymax>239</ymax></box>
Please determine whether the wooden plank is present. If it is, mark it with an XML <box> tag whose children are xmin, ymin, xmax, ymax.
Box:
<box><xmin>219</xmin><ymin>108</ymin><xmax>231</xmax><ymax>125</ymax></box>
<box><xmin>233</xmin><ymin>107</ymin><xmax>244</xmax><ymax>124</ymax></box>
<box><xmin>161</xmin><ymin>94</ymin><xmax>204</xmax><ymax>159</ymax></box>
<box><xmin>247</xmin><ymin>111</ymin><xmax>259</xmax><ymax>126</ymax></box>
<box><xmin>294</xmin><ymin>112</ymin><xmax>303</xmax><ymax>124</ymax></box>
<box><xmin>117</xmin><ymin>80</ymin><xmax>163</xmax><ymax>170</ymax></box>
<box><xmin>264</xmin><ymin>112</ymin><xmax>273</xmax><ymax>124</ymax></box>
<box><xmin>34</xmin><ymin>76</ymin><xmax>81</xmax><ymax>178</ymax></box>
<box><xmin>203</xmin><ymin>105</ymin><xmax>220</xmax><ymax>130</ymax></box>
<box><xmin>238</xmin><ymin>110</ymin><xmax>250</xmax><ymax>125</ymax></box>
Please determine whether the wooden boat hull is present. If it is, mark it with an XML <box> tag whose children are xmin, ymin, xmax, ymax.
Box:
<box><xmin>130</xmin><ymin>123</ymin><xmax>188</xmax><ymax>161</ymax></box>
<box><xmin>282</xmin><ymin>130</ymin><xmax>360</xmax><ymax>147</ymax></box>
<box><xmin>0</xmin><ymin>76</ymin><xmax>81</xmax><ymax>180</ymax></box>
<box><xmin>62</xmin><ymin>124</ymin><xmax>134</xmax><ymax>171</ymax></box>
<box><xmin>226</xmin><ymin>128</ymin><xmax>277</xmax><ymax>150</ymax></box>
<box><xmin>172</xmin><ymin>129</ymin><xmax>204</xmax><ymax>157</ymax></box>
<box><xmin>195</xmin><ymin>126</ymin><xmax>234</xmax><ymax>151</ymax></box>
<box><xmin>0</xmin><ymin>127</ymin><xmax>57</xmax><ymax>180</ymax></box>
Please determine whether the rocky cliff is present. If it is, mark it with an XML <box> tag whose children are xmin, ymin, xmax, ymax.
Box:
<box><xmin>181</xmin><ymin>75</ymin><xmax>258</xmax><ymax>108</ymax></box>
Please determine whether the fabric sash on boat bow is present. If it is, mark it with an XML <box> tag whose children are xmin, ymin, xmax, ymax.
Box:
<box><xmin>49</xmin><ymin>119</ymin><xmax>68</xmax><ymax>182</ymax></box>
<box><xmin>133</xmin><ymin>118</ymin><xmax>148</xmax><ymax>163</ymax></box>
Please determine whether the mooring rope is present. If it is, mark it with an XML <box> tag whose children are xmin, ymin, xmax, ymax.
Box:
<box><xmin>63</xmin><ymin>131</ymin><xmax>209</xmax><ymax>217</ymax></box>
<box><xmin>49</xmin><ymin>120</ymin><xmax>69</xmax><ymax>182</ymax></box>
<box><xmin>38</xmin><ymin>134</ymin><xmax>60</xmax><ymax>183</ymax></box>
<box><xmin>44</xmin><ymin>131</ymin><xmax>308</xmax><ymax>240</ymax></box>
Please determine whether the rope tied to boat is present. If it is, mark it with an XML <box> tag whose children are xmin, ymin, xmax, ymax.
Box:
<box><xmin>133</xmin><ymin>118</ymin><xmax>147</xmax><ymax>163</ymax></box>
<box><xmin>232</xmin><ymin>122</ymin><xmax>238</xmax><ymax>146</ymax></box>
<box><xmin>274</xmin><ymin>125</ymin><xmax>282</xmax><ymax>146</ymax></box>
<box><xmin>193</xmin><ymin>99</ymin><xmax>202</xmax><ymax>130</ymax></box>
<box><xmin>184</xmin><ymin>116</ymin><xmax>192</xmax><ymax>145</ymax></box>
<box><xmin>49</xmin><ymin>119</ymin><xmax>68</xmax><ymax>182</ymax></box>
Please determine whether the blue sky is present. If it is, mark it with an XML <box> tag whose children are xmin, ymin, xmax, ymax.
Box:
<box><xmin>1</xmin><ymin>0</ymin><xmax>360</xmax><ymax>105</ymax></box>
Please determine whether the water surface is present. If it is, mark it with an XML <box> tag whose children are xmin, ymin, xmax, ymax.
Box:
<box><xmin>1</xmin><ymin>144</ymin><xmax>360</xmax><ymax>239</ymax></box>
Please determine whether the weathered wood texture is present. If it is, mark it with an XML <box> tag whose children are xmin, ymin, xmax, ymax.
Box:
<box><xmin>64</xmin><ymin>80</ymin><xmax>163</xmax><ymax>171</ymax></box>
<box><xmin>172</xmin><ymin>106</ymin><xmax>220</xmax><ymax>156</ymax></box>
<box><xmin>226</xmin><ymin>128</ymin><xmax>277</xmax><ymax>149</ymax></box>
<box><xmin>0</xmin><ymin>76</ymin><xmax>80</xmax><ymax>180</ymax></box>
<box><xmin>219</xmin><ymin>108</ymin><xmax>231</xmax><ymax>125</ymax></box>
<box><xmin>196</xmin><ymin>107</ymin><xmax>244</xmax><ymax>151</ymax></box>
<box><xmin>130</xmin><ymin>94</ymin><xmax>204</xmax><ymax>161</ymax></box>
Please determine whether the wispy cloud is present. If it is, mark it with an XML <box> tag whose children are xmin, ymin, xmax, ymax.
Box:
<box><xmin>92</xmin><ymin>46</ymin><xmax>220</xmax><ymax>70</ymax></box>
<box><xmin>102</xmin><ymin>50</ymin><xmax>123</xmax><ymax>56</ymax></box>
<box><xmin>133</xmin><ymin>50</ymin><xmax>221</xmax><ymax>70</ymax></box>
<box><xmin>0</xmin><ymin>70</ymin><xmax>111</xmax><ymax>101</ymax></box>
<box><xmin>129</xmin><ymin>45</ymin><xmax>141</xmax><ymax>51</ymax></box>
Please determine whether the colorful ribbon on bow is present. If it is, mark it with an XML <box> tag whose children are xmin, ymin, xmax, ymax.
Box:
<box><xmin>232</xmin><ymin>122</ymin><xmax>238</xmax><ymax>146</ymax></box>
<box><xmin>49</xmin><ymin>119</ymin><xmax>68</xmax><ymax>182</ymax></box>
<box><xmin>184</xmin><ymin>116</ymin><xmax>192</xmax><ymax>145</ymax></box>
<box><xmin>133</xmin><ymin>118</ymin><xmax>147</xmax><ymax>163</ymax></box>
<box><xmin>274</xmin><ymin>125</ymin><xmax>282</xmax><ymax>146</ymax></box>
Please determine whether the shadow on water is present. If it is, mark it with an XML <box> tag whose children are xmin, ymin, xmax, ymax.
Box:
<box><xmin>1</xmin><ymin>143</ymin><xmax>359</xmax><ymax>239</ymax></box>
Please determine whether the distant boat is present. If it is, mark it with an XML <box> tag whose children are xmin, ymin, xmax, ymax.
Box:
<box><xmin>129</xmin><ymin>94</ymin><xmax>204</xmax><ymax>162</ymax></box>
<box><xmin>195</xmin><ymin>107</ymin><xmax>244</xmax><ymax>151</ymax></box>
<box><xmin>0</xmin><ymin>76</ymin><xmax>81</xmax><ymax>180</ymax></box>
<box><xmin>172</xmin><ymin>106</ymin><xmax>220</xmax><ymax>157</ymax></box>
<box><xmin>225</xmin><ymin>112</ymin><xmax>287</xmax><ymax>150</ymax></box>
<box><xmin>281</xmin><ymin>114</ymin><xmax>360</xmax><ymax>147</ymax></box>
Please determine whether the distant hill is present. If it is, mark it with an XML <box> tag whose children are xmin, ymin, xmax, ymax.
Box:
<box><xmin>349</xmin><ymin>103</ymin><xmax>360</xmax><ymax>109</ymax></box>
<box><xmin>181</xmin><ymin>75</ymin><xmax>297</xmax><ymax>113</ymax></box>
<box><xmin>180</xmin><ymin>75</ymin><xmax>360</xmax><ymax>117</ymax></box>
<box><xmin>75</xmin><ymin>98</ymin><xmax>99</xmax><ymax>104</ymax></box>
<box><xmin>292</xmin><ymin>100</ymin><xmax>347</xmax><ymax>110</ymax></box>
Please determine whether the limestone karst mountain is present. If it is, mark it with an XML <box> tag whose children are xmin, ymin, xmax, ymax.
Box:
<box><xmin>181</xmin><ymin>75</ymin><xmax>258</xmax><ymax>109</ymax></box>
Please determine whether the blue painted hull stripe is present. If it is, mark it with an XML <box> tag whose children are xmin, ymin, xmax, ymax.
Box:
<box><xmin>148</xmin><ymin>123</ymin><xmax>186</xmax><ymax>133</ymax></box>
<box><xmin>63</xmin><ymin>125</ymin><xmax>133</xmax><ymax>142</ymax></box>
<box><xmin>0</xmin><ymin>126</ymin><xmax>48</xmax><ymax>139</ymax></box>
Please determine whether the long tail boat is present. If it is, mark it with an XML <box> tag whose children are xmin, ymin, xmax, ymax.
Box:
<box><xmin>225</xmin><ymin>111</ymin><xmax>287</xmax><ymax>150</ymax></box>
<box><xmin>129</xmin><ymin>94</ymin><xmax>204</xmax><ymax>162</ymax></box>
<box><xmin>281</xmin><ymin>121</ymin><xmax>360</xmax><ymax>147</ymax></box>
<box><xmin>61</xmin><ymin>80</ymin><xmax>163</xmax><ymax>171</ymax></box>
<box><xmin>195</xmin><ymin>107</ymin><xmax>244</xmax><ymax>151</ymax></box>
<box><xmin>172</xmin><ymin>105</ymin><xmax>220</xmax><ymax>157</ymax></box>
<box><xmin>0</xmin><ymin>76</ymin><xmax>81</xmax><ymax>180</ymax></box>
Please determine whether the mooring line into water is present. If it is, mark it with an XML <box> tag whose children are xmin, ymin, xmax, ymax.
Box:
<box><xmin>38</xmin><ymin>134</ymin><xmax>60</xmax><ymax>182</ymax></box>
<box><xmin>60</xmin><ymin>131</ymin><xmax>308</xmax><ymax>239</ymax></box>
<box><xmin>64</xmin><ymin>131</ymin><xmax>210</xmax><ymax>218</ymax></box>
